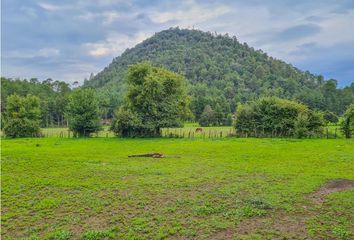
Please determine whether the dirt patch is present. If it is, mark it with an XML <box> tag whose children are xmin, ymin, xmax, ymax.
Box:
<box><xmin>235</xmin><ymin>210</ymin><xmax>310</xmax><ymax>239</ymax></box>
<box><xmin>310</xmin><ymin>179</ymin><xmax>354</xmax><ymax>204</ymax></box>
<box><xmin>235</xmin><ymin>179</ymin><xmax>354</xmax><ymax>238</ymax></box>
<box><xmin>70</xmin><ymin>215</ymin><xmax>110</xmax><ymax>237</ymax></box>
<box><xmin>210</xmin><ymin>228</ymin><xmax>234</xmax><ymax>239</ymax></box>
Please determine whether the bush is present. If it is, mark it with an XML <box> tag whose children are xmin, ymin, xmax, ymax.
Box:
<box><xmin>65</xmin><ymin>88</ymin><xmax>101</xmax><ymax>137</ymax></box>
<box><xmin>110</xmin><ymin>107</ymin><xmax>144</xmax><ymax>137</ymax></box>
<box><xmin>294</xmin><ymin>113</ymin><xmax>309</xmax><ymax>138</ymax></box>
<box><xmin>3</xmin><ymin>94</ymin><xmax>41</xmax><ymax>137</ymax></box>
<box><xmin>235</xmin><ymin>97</ymin><xmax>324</xmax><ymax>138</ymax></box>
<box><xmin>340</xmin><ymin>104</ymin><xmax>354</xmax><ymax>138</ymax></box>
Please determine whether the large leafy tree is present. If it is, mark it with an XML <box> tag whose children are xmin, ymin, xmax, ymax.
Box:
<box><xmin>111</xmin><ymin>62</ymin><xmax>191</xmax><ymax>137</ymax></box>
<box><xmin>65</xmin><ymin>88</ymin><xmax>101</xmax><ymax>137</ymax></box>
<box><xmin>3</xmin><ymin>94</ymin><xmax>41</xmax><ymax>137</ymax></box>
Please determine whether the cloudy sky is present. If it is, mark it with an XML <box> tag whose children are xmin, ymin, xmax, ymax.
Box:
<box><xmin>2</xmin><ymin>0</ymin><xmax>354</xmax><ymax>86</ymax></box>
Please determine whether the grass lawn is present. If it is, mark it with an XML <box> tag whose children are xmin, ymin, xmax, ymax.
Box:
<box><xmin>1</xmin><ymin>138</ymin><xmax>354</xmax><ymax>239</ymax></box>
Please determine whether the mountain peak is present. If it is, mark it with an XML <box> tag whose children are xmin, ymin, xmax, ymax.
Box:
<box><xmin>85</xmin><ymin>28</ymin><xmax>350</xmax><ymax>116</ymax></box>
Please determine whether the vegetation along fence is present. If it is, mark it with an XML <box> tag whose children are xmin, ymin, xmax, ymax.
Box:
<box><xmin>2</xmin><ymin>125</ymin><xmax>342</xmax><ymax>139</ymax></box>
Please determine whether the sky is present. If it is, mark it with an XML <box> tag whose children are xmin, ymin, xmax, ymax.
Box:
<box><xmin>2</xmin><ymin>0</ymin><xmax>354</xmax><ymax>87</ymax></box>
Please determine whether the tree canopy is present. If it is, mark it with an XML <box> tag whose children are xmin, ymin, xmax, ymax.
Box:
<box><xmin>111</xmin><ymin>62</ymin><xmax>190</xmax><ymax>137</ymax></box>
<box><xmin>1</xmin><ymin>77</ymin><xmax>71</xmax><ymax>127</ymax></box>
<box><xmin>65</xmin><ymin>88</ymin><xmax>101</xmax><ymax>137</ymax></box>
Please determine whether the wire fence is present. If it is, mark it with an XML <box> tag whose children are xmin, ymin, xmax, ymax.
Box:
<box><xmin>5</xmin><ymin>126</ymin><xmax>341</xmax><ymax>139</ymax></box>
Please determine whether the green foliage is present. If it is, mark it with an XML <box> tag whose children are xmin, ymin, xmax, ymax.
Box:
<box><xmin>235</xmin><ymin>97</ymin><xmax>324</xmax><ymax>137</ymax></box>
<box><xmin>85</xmin><ymin>28</ymin><xmax>354</xmax><ymax>119</ymax></box>
<box><xmin>340</xmin><ymin>104</ymin><xmax>354</xmax><ymax>138</ymax></box>
<box><xmin>294</xmin><ymin>113</ymin><xmax>310</xmax><ymax>138</ymax></box>
<box><xmin>199</xmin><ymin>105</ymin><xmax>215</xmax><ymax>127</ymax></box>
<box><xmin>1</xmin><ymin>77</ymin><xmax>71</xmax><ymax>127</ymax></box>
<box><xmin>65</xmin><ymin>88</ymin><xmax>101</xmax><ymax>137</ymax></box>
<box><xmin>110</xmin><ymin>107</ymin><xmax>141</xmax><ymax>137</ymax></box>
<box><xmin>323</xmin><ymin>110</ymin><xmax>339</xmax><ymax>124</ymax></box>
<box><xmin>3</xmin><ymin>94</ymin><xmax>42</xmax><ymax>137</ymax></box>
<box><xmin>307</xmin><ymin>110</ymin><xmax>325</xmax><ymax>136</ymax></box>
<box><xmin>111</xmin><ymin>62</ymin><xmax>191</xmax><ymax>137</ymax></box>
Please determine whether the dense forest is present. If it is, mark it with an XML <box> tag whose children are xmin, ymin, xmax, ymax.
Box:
<box><xmin>1</xmin><ymin>77</ymin><xmax>72</xmax><ymax>127</ymax></box>
<box><xmin>86</xmin><ymin>27</ymin><xmax>354</xmax><ymax>120</ymax></box>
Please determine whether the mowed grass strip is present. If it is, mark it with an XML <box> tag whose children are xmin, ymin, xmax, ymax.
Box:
<box><xmin>1</xmin><ymin>138</ymin><xmax>354</xmax><ymax>239</ymax></box>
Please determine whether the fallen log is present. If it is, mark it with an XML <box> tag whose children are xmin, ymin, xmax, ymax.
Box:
<box><xmin>128</xmin><ymin>153</ymin><xmax>164</xmax><ymax>158</ymax></box>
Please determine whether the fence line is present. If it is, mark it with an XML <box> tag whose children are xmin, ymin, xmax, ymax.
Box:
<box><xmin>1</xmin><ymin>126</ymin><xmax>343</xmax><ymax>139</ymax></box>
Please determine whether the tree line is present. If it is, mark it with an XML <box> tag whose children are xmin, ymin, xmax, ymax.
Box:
<box><xmin>1</xmin><ymin>77</ymin><xmax>71</xmax><ymax>127</ymax></box>
<box><xmin>1</xmin><ymin>62</ymin><xmax>354</xmax><ymax>139</ymax></box>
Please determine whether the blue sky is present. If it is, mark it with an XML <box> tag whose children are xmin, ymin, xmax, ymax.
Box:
<box><xmin>2</xmin><ymin>0</ymin><xmax>354</xmax><ymax>87</ymax></box>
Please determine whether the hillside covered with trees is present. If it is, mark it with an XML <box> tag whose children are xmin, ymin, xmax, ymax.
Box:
<box><xmin>85</xmin><ymin>27</ymin><xmax>354</xmax><ymax>121</ymax></box>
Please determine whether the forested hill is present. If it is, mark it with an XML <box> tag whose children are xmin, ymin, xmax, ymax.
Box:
<box><xmin>86</xmin><ymin>27</ymin><xmax>353</xmax><ymax>118</ymax></box>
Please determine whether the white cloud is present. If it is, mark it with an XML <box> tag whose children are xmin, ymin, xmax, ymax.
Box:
<box><xmin>5</xmin><ymin>48</ymin><xmax>60</xmax><ymax>59</ymax></box>
<box><xmin>149</xmin><ymin>1</ymin><xmax>230</xmax><ymax>27</ymax></box>
<box><xmin>37</xmin><ymin>2</ymin><xmax>67</xmax><ymax>11</ymax></box>
<box><xmin>38</xmin><ymin>48</ymin><xmax>61</xmax><ymax>57</ymax></box>
<box><xmin>102</xmin><ymin>11</ymin><xmax>122</xmax><ymax>25</ymax></box>
<box><xmin>310</xmin><ymin>10</ymin><xmax>354</xmax><ymax>47</ymax></box>
<box><xmin>83</xmin><ymin>32</ymin><xmax>151</xmax><ymax>57</ymax></box>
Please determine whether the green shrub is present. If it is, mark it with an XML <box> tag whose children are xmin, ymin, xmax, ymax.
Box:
<box><xmin>3</xmin><ymin>94</ymin><xmax>41</xmax><ymax>138</ymax></box>
<box><xmin>340</xmin><ymin>104</ymin><xmax>354</xmax><ymax>138</ymax></box>
<box><xmin>294</xmin><ymin>113</ymin><xmax>309</xmax><ymax>138</ymax></box>
<box><xmin>235</xmin><ymin>97</ymin><xmax>324</xmax><ymax>138</ymax></box>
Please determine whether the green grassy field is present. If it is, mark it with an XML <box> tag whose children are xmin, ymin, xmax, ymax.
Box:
<box><xmin>1</xmin><ymin>138</ymin><xmax>354</xmax><ymax>239</ymax></box>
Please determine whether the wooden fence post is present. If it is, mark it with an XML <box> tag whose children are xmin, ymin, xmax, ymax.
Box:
<box><xmin>326</xmin><ymin>128</ymin><xmax>329</xmax><ymax>139</ymax></box>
